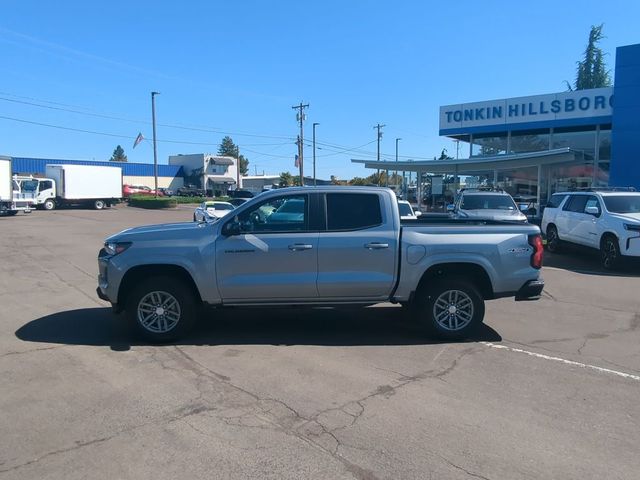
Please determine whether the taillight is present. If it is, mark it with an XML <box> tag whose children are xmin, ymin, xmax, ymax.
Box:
<box><xmin>528</xmin><ymin>234</ymin><xmax>543</xmax><ymax>269</ymax></box>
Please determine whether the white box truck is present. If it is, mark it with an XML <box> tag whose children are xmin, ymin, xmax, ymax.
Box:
<box><xmin>1</xmin><ymin>156</ymin><xmax>35</xmax><ymax>216</ymax></box>
<box><xmin>40</xmin><ymin>164</ymin><xmax>123</xmax><ymax>210</ymax></box>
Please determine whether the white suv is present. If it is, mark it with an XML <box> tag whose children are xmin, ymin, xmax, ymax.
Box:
<box><xmin>541</xmin><ymin>190</ymin><xmax>640</xmax><ymax>269</ymax></box>
<box><xmin>450</xmin><ymin>189</ymin><xmax>527</xmax><ymax>222</ymax></box>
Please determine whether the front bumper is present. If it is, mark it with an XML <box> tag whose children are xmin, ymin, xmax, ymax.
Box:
<box><xmin>515</xmin><ymin>279</ymin><xmax>545</xmax><ymax>301</ymax></box>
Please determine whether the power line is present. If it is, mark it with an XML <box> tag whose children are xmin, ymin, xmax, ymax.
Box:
<box><xmin>0</xmin><ymin>94</ymin><xmax>295</xmax><ymax>141</ymax></box>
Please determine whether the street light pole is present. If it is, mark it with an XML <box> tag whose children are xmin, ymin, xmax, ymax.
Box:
<box><xmin>151</xmin><ymin>91</ymin><xmax>160</xmax><ymax>198</ymax></box>
<box><xmin>395</xmin><ymin>138</ymin><xmax>402</xmax><ymax>194</ymax></box>
<box><xmin>312</xmin><ymin>123</ymin><xmax>319</xmax><ymax>186</ymax></box>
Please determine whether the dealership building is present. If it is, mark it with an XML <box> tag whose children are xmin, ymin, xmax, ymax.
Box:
<box><xmin>353</xmin><ymin>42</ymin><xmax>640</xmax><ymax>210</ymax></box>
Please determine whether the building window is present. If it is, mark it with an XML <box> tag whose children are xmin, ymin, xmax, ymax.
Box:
<box><xmin>551</xmin><ymin>126</ymin><xmax>596</xmax><ymax>161</ymax></box>
<box><xmin>596</xmin><ymin>127</ymin><xmax>611</xmax><ymax>186</ymax></box>
<box><xmin>509</xmin><ymin>129</ymin><xmax>550</xmax><ymax>154</ymax></box>
<box><xmin>471</xmin><ymin>132</ymin><xmax>508</xmax><ymax>156</ymax></box>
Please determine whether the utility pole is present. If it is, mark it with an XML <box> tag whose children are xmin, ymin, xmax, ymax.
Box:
<box><xmin>151</xmin><ymin>91</ymin><xmax>160</xmax><ymax>198</ymax></box>
<box><xmin>374</xmin><ymin>123</ymin><xmax>385</xmax><ymax>186</ymax></box>
<box><xmin>292</xmin><ymin>102</ymin><xmax>309</xmax><ymax>185</ymax></box>
<box><xmin>236</xmin><ymin>145</ymin><xmax>241</xmax><ymax>190</ymax></box>
<box><xmin>312</xmin><ymin>123</ymin><xmax>319</xmax><ymax>186</ymax></box>
<box><xmin>395</xmin><ymin>138</ymin><xmax>402</xmax><ymax>193</ymax></box>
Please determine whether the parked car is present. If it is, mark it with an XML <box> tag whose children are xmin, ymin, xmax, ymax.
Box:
<box><xmin>541</xmin><ymin>189</ymin><xmax>640</xmax><ymax>269</ymax></box>
<box><xmin>193</xmin><ymin>201</ymin><xmax>235</xmax><ymax>222</ymax></box>
<box><xmin>123</xmin><ymin>184</ymin><xmax>160</xmax><ymax>197</ymax></box>
<box><xmin>177</xmin><ymin>185</ymin><xmax>206</xmax><ymax>197</ymax></box>
<box><xmin>228</xmin><ymin>189</ymin><xmax>254</xmax><ymax>199</ymax></box>
<box><xmin>158</xmin><ymin>187</ymin><xmax>174</xmax><ymax>197</ymax></box>
<box><xmin>98</xmin><ymin>186</ymin><xmax>544</xmax><ymax>342</ymax></box>
<box><xmin>229</xmin><ymin>198</ymin><xmax>250</xmax><ymax>208</ymax></box>
<box><xmin>398</xmin><ymin>200</ymin><xmax>422</xmax><ymax>220</ymax></box>
<box><xmin>449</xmin><ymin>189</ymin><xmax>527</xmax><ymax>222</ymax></box>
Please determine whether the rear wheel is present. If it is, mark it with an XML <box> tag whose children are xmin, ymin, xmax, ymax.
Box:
<box><xmin>94</xmin><ymin>199</ymin><xmax>106</xmax><ymax>210</ymax></box>
<box><xmin>126</xmin><ymin>276</ymin><xmax>198</xmax><ymax>342</ymax></box>
<box><xmin>413</xmin><ymin>279</ymin><xmax>485</xmax><ymax>339</ymax></box>
<box><xmin>546</xmin><ymin>225</ymin><xmax>561</xmax><ymax>253</ymax></box>
<box><xmin>601</xmin><ymin>235</ymin><xmax>621</xmax><ymax>270</ymax></box>
<box><xmin>43</xmin><ymin>199</ymin><xmax>56</xmax><ymax>210</ymax></box>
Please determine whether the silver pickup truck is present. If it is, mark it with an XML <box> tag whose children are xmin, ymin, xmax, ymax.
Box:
<box><xmin>97</xmin><ymin>187</ymin><xmax>544</xmax><ymax>341</ymax></box>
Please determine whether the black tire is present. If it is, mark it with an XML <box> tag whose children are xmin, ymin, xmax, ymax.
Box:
<box><xmin>413</xmin><ymin>279</ymin><xmax>485</xmax><ymax>340</ymax></box>
<box><xmin>546</xmin><ymin>225</ymin><xmax>561</xmax><ymax>253</ymax></box>
<box><xmin>94</xmin><ymin>199</ymin><xmax>106</xmax><ymax>210</ymax></box>
<box><xmin>43</xmin><ymin>199</ymin><xmax>56</xmax><ymax>211</ymax></box>
<box><xmin>600</xmin><ymin>235</ymin><xmax>621</xmax><ymax>270</ymax></box>
<box><xmin>193</xmin><ymin>213</ymin><xmax>197</xmax><ymax>222</ymax></box>
<box><xmin>126</xmin><ymin>276</ymin><xmax>198</xmax><ymax>342</ymax></box>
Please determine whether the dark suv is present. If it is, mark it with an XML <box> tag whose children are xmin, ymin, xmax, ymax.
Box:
<box><xmin>177</xmin><ymin>185</ymin><xmax>206</xmax><ymax>197</ymax></box>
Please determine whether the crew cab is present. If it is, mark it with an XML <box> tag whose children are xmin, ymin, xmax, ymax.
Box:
<box><xmin>541</xmin><ymin>189</ymin><xmax>640</xmax><ymax>269</ymax></box>
<box><xmin>97</xmin><ymin>187</ymin><xmax>544</xmax><ymax>341</ymax></box>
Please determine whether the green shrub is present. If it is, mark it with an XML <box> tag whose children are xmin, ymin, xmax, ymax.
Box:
<box><xmin>128</xmin><ymin>196</ymin><xmax>178</xmax><ymax>209</ymax></box>
<box><xmin>173</xmin><ymin>196</ymin><xmax>230</xmax><ymax>204</ymax></box>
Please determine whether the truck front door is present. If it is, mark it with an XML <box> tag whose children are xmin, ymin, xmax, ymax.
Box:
<box><xmin>215</xmin><ymin>193</ymin><xmax>319</xmax><ymax>302</ymax></box>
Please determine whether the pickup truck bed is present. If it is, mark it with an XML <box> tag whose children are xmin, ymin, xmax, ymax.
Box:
<box><xmin>98</xmin><ymin>186</ymin><xmax>543</xmax><ymax>342</ymax></box>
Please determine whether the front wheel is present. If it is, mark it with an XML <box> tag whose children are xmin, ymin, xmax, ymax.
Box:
<box><xmin>43</xmin><ymin>199</ymin><xmax>56</xmax><ymax>210</ymax></box>
<box><xmin>126</xmin><ymin>276</ymin><xmax>198</xmax><ymax>342</ymax></box>
<box><xmin>414</xmin><ymin>280</ymin><xmax>485</xmax><ymax>339</ymax></box>
<box><xmin>601</xmin><ymin>235</ymin><xmax>621</xmax><ymax>270</ymax></box>
<box><xmin>94</xmin><ymin>199</ymin><xmax>106</xmax><ymax>210</ymax></box>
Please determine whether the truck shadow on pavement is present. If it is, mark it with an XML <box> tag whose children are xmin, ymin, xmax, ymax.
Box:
<box><xmin>15</xmin><ymin>306</ymin><xmax>501</xmax><ymax>350</ymax></box>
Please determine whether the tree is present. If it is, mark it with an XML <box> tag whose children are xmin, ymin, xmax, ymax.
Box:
<box><xmin>110</xmin><ymin>145</ymin><xmax>128</xmax><ymax>162</ymax></box>
<box><xmin>279</xmin><ymin>171</ymin><xmax>294</xmax><ymax>187</ymax></box>
<box><xmin>218</xmin><ymin>136</ymin><xmax>249</xmax><ymax>175</ymax></box>
<box><xmin>568</xmin><ymin>24</ymin><xmax>612</xmax><ymax>91</ymax></box>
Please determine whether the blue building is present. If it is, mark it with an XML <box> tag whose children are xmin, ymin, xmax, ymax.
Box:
<box><xmin>353</xmin><ymin>42</ymin><xmax>640</xmax><ymax>209</ymax></box>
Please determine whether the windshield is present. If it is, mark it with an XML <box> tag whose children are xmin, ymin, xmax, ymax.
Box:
<box><xmin>214</xmin><ymin>204</ymin><xmax>234</xmax><ymax>210</ymax></box>
<box><xmin>461</xmin><ymin>194</ymin><xmax>517</xmax><ymax>211</ymax></box>
<box><xmin>21</xmin><ymin>180</ymin><xmax>39</xmax><ymax>192</ymax></box>
<box><xmin>398</xmin><ymin>203</ymin><xmax>413</xmax><ymax>216</ymax></box>
<box><xmin>603</xmin><ymin>195</ymin><xmax>640</xmax><ymax>214</ymax></box>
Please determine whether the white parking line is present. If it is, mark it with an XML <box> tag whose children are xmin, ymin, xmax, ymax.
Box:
<box><xmin>481</xmin><ymin>342</ymin><xmax>640</xmax><ymax>382</ymax></box>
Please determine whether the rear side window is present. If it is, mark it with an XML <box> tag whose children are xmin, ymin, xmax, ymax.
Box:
<box><xmin>547</xmin><ymin>194</ymin><xmax>567</xmax><ymax>208</ymax></box>
<box><xmin>326</xmin><ymin>193</ymin><xmax>382</xmax><ymax>230</ymax></box>
<box><xmin>563</xmin><ymin>195</ymin><xmax>589</xmax><ymax>213</ymax></box>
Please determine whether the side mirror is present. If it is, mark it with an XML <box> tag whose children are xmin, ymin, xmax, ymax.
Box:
<box><xmin>222</xmin><ymin>221</ymin><xmax>241</xmax><ymax>236</ymax></box>
<box><xmin>414</xmin><ymin>210</ymin><xmax>422</xmax><ymax>217</ymax></box>
<box><xmin>585</xmin><ymin>206</ymin><xmax>600</xmax><ymax>216</ymax></box>
<box><xmin>446</xmin><ymin>204</ymin><xmax>455</xmax><ymax>212</ymax></box>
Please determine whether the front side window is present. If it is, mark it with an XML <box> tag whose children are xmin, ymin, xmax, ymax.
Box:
<box><xmin>563</xmin><ymin>195</ymin><xmax>588</xmax><ymax>213</ymax></box>
<box><xmin>231</xmin><ymin>195</ymin><xmax>307</xmax><ymax>233</ymax></box>
<box><xmin>326</xmin><ymin>193</ymin><xmax>382</xmax><ymax>230</ymax></box>
<box><xmin>584</xmin><ymin>196</ymin><xmax>600</xmax><ymax>213</ymax></box>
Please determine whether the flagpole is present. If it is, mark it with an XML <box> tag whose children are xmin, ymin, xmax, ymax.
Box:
<box><xmin>151</xmin><ymin>91</ymin><xmax>160</xmax><ymax>198</ymax></box>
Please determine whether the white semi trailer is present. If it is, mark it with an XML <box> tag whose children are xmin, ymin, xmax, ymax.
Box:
<box><xmin>1</xmin><ymin>156</ymin><xmax>35</xmax><ymax>216</ymax></box>
<box><xmin>14</xmin><ymin>164</ymin><xmax>123</xmax><ymax>210</ymax></box>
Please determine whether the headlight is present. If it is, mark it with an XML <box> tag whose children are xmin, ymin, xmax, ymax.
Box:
<box><xmin>104</xmin><ymin>241</ymin><xmax>132</xmax><ymax>255</ymax></box>
<box><xmin>623</xmin><ymin>223</ymin><xmax>640</xmax><ymax>232</ymax></box>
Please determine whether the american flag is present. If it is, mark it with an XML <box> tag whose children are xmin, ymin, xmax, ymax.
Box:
<box><xmin>294</xmin><ymin>154</ymin><xmax>299</xmax><ymax>168</ymax></box>
<box><xmin>133</xmin><ymin>132</ymin><xmax>144</xmax><ymax>149</ymax></box>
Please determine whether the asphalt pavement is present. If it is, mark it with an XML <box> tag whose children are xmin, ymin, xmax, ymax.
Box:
<box><xmin>1</xmin><ymin>205</ymin><xmax>639</xmax><ymax>479</ymax></box>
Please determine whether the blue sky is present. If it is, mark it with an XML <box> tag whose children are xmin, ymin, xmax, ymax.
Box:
<box><xmin>1</xmin><ymin>0</ymin><xmax>638</xmax><ymax>180</ymax></box>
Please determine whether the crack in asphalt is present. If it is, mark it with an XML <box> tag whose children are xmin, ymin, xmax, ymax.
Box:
<box><xmin>0</xmin><ymin>345</ymin><xmax>62</xmax><ymax>358</ymax></box>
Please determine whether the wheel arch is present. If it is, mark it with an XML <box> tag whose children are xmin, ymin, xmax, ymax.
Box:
<box><xmin>600</xmin><ymin>231</ymin><xmax>619</xmax><ymax>248</ymax></box>
<box><xmin>415</xmin><ymin>262</ymin><xmax>494</xmax><ymax>300</ymax></box>
<box><xmin>118</xmin><ymin>264</ymin><xmax>202</xmax><ymax>308</ymax></box>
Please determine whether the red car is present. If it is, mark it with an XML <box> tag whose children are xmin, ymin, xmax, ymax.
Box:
<box><xmin>123</xmin><ymin>184</ymin><xmax>163</xmax><ymax>197</ymax></box>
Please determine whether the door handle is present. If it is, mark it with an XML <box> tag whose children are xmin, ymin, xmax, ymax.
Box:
<box><xmin>364</xmin><ymin>242</ymin><xmax>389</xmax><ymax>249</ymax></box>
<box><xmin>288</xmin><ymin>244</ymin><xmax>313</xmax><ymax>251</ymax></box>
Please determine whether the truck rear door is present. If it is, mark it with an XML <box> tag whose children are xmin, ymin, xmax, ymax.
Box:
<box><xmin>317</xmin><ymin>192</ymin><xmax>398</xmax><ymax>299</ymax></box>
